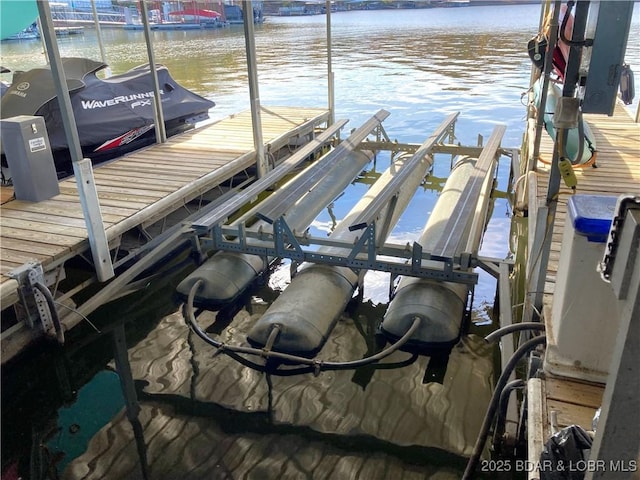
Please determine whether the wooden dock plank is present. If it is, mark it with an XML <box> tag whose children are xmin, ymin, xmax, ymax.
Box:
<box><xmin>544</xmin><ymin>376</ymin><xmax>604</xmax><ymax>409</ymax></box>
<box><xmin>52</xmin><ymin>194</ymin><xmax>149</xmax><ymax>212</ymax></box>
<box><xmin>0</xmin><ymin>237</ymin><xmax>71</xmax><ymax>257</ymax></box>
<box><xmin>527</xmin><ymin>102</ymin><xmax>637</xmax><ymax>475</ymax></box>
<box><xmin>546</xmin><ymin>399</ymin><xmax>598</xmax><ymax>432</ymax></box>
<box><xmin>535</xmin><ymin>103</ymin><xmax>640</xmax><ymax>296</ymax></box>
<box><xmin>0</xmin><ymin>216</ymin><xmax>89</xmax><ymax>238</ymax></box>
<box><xmin>0</xmin><ymin>225</ymin><xmax>86</xmax><ymax>246</ymax></box>
<box><xmin>0</xmin><ymin>208</ymin><xmax>118</xmax><ymax>228</ymax></box>
<box><xmin>0</xmin><ymin>106</ymin><xmax>330</xmax><ymax>316</ymax></box>
<box><xmin>1</xmin><ymin>248</ymin><xmax>55</xmax><ymax>266</ymax></box>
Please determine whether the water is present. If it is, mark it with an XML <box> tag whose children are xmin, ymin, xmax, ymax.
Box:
<box><xmin>1</xmin><ymin>4</ymin><xmax>639</xmax><ymax>479</ymax></box>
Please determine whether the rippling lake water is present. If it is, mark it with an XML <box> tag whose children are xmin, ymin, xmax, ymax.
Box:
<box><xmin>1</xmin><ymin>4</ymin><xmax>638</xmax><ymax>479</ymax></box>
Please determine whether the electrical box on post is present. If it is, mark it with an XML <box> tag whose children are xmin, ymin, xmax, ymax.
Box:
<box><xmin>581</xmin><ymin>2</ymin><xmax>634</xmax><ymax>115</ymax></box>
<box><xmin>0</xmin><ymin>115</ymin><xmax>60</xmax><ymax>202</ymax></box>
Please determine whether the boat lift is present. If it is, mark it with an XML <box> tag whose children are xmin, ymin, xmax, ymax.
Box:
<box><xmin>181</xmin><ymin>111</ymin><xmax>515</xmax><ymax>375</ymax></box>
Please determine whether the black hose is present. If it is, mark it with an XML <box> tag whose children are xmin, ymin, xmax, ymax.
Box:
<box><xmin>462</xmin><ymin>335</ymin><xmax>547</xmax><ymax>480</ymax></box>
<box><xmin>494</xmin><ymin>379</ymin><xmax>526</xmax><ymax>450</ymax></box>
<box><xmin>484</xmin><ymin>322</ymin><xmax>545</xmax><ymax>343</ymax></box>
<box><xmin>183</xmin><ymin>279</ymin><xmax>421</xmax><ymax>371</ymax></box>
<box><xmin>34</xmin><ymin>282</ymin><xmax>65</xmax><ymax>344</ymax></box>
<box><xmin>559</xmin><ymin>1</ymin><xmax>593</xmax><ymax>48</ymax></box>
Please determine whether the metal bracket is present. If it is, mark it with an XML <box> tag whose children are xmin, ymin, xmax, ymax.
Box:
<box><xmin>7</xmin><ymin>262</ymin><xmax>56</xmax><ymax>337</ymax></box>
<box><xmin>209</xmin><ymin>216</ymin><xmax>479</xmax><ymax>285</ymax></box>
<box><xmin>601</xmin><ymin>195</ymin><xmax>640</xmax><ymax>300</ymax></box>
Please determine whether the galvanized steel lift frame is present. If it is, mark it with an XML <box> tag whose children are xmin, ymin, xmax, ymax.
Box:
<box><xmin>189</xmin><ymin>118</ymin><xmax>515</xmax><ymax>333</ymax></box>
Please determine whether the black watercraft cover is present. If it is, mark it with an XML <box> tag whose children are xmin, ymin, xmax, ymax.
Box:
<box><xmin>1</xmin><ymin>57</ymin><xmax>104</xmax><ymax>117</ymax></box>
<box><xmin>1</xmin><ymin>57</ymin><xmax>215</xmax><ymax>152</ymax></box>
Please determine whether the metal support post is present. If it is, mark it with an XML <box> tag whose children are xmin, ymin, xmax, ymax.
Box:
<box><xmin>36</xmin><ymin>1</ymin><xmax>114</xmax><ymax>282</ymax></box>
<box><xmin>243</xmin><ymin>0</ymin><xmax>267</xmax><ymax>178</ymax></box>
<box><xmin>326</xmin><ymin>0</ymin><xmax>335</xmax><ymax>126</ymax></box>
<box><xmin>140</xmin><ymin>0</ymin><xmax>166</xmax><ymax>144</ymax></box>
<box><xmin>91</xmin><ymin>0</ymin><xmax>109</xmax><ymax>74</ymax></box>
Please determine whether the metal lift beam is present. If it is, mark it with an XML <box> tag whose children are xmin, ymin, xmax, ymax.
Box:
<box><xmin>191</xmin><ymin>118</ymin><xmax>348</xmax><ymax>233</ymax></box>
<box><xmin>432</xmin><ymin>124</ymin><xmax>506</xmax><ymax>260</ymax></box>
<box><xmin>348</xmin><ymin>112</ymin><xmax>460</xmax><ymax>232</ymax></box>
<box><xmin>256</xmin><ymin>109</ymin><xmax>390</xmax><ymax>224</ymax></box>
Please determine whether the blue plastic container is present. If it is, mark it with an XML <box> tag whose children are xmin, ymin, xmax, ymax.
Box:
<box><xmin>568</xmin><ymin>194</ymin><xmax>618</xmax><ymax>242</ymax></box>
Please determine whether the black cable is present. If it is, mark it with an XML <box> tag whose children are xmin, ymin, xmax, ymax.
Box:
<box><xmin>484</xmin><ymin>322</ymin><xmax>546</xmax><ymax>343</ymax></box>
<box><xmin>34</xmin><ymin>282</ymin><xmax>65</xmax><ymax>344</ymax></box>
<box><xmin>462</xmin><ymin>335</ymin><xmax>547</xmax><ymax>479</ymax></box>
<box><xmin>183</xmin><ymin>279</ymin><xmax>421</xmax><ymax>372</ymax></box>
<box><xmin>559</xmin><ymin>1</ymin><xmax>593</xmax><ymax>47</ymax></box>
<box><xmin>494</xmin><ymin>379</ymin><xmax>526</xmax><ymax>450</ymax></box>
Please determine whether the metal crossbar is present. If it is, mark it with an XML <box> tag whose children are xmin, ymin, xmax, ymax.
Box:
<box><xmin>208</xmin><ymin>219</ymin><xmax>479</xmax><ymax>285</ymax></box>
<box><xmin>191</xmin><ymin>118</ymin><xmax>349</xmax><ymax>232</ymax></box>
<box><xmin>348</xmin><ymin>112</ymin><xmax>460</xmax><ymax>232</ymax></box>
<box><xmin>432</xmin><ymin>124</ymin><xmax>506</xmax><ymax>259</ymax></box>
<box><xmin>256</xmin><ymin>109</ymin><xmax>391</xmax><ymax>223</ymax></box>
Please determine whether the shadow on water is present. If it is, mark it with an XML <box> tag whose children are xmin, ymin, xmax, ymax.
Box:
<box><xmin>1</xmin><ymin>160</ymin><xmax>503</xmax><ymax>479</ymax></box>
<box><xmin>134</xmin><ymin>382</ymin><xmax>469</xmax><ymax>471</ymax></box>
<box><xmin>0</xmin><ymin>250</ymin><xmax>198</xmax><ymax>478</ymax></box>
<box><xmin>2</xmin><ymin>269</ymin><xmax>498</xmax><ymax>479</ymax></box>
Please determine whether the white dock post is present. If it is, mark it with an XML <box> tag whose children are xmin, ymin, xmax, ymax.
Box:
<box><xmin>140</xmin><ymin>0</ymin><xmax>167</xmax><ymax>144</ymax></box>
<box><xmin>326</xmin><ymin>0</ymin><xmax>335</xmax><ymax>126</ymax></box>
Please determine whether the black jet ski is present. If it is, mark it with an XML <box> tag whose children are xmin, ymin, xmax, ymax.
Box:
<box><xmin>1</xmin><ymin>57</ymin><xmax>215</xmax><ymax>177</ymax></box>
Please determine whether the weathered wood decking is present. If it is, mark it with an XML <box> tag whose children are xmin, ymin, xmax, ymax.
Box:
<box><xmin>526</xmin><ymin>102</ymin><xmax>639</xmax><ymax>480</ymax></box>
<box><xmin>0</xmin><ymin>106</ymin><xmax>331</xmax><ymax>310</ymax></box>
<box><xmin>0</xmin><ymin>106</ymin><xmax>332</xmax><ymax>365</ymax></box>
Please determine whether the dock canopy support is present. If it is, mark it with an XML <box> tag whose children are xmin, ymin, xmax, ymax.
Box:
<box><xmin>36</xmin><ymin>0</ymin><xmax>114</xmax><ymax>282</ymax></box>
<box><xmin>243</xmin><ymin>0</ymin><xmax>267</xmax><ymax>177</ymax></box>
<box><xmin>140</xmin><ymin>0</ymin><xmax>167</xmax><ymax>144</ymax></box>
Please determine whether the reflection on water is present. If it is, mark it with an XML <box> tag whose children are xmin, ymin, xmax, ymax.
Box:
<box><xmin>2</xmin><ymin>4</ymin><xmax>639</xmax><ymax>479</ymax></box>
<box><xmin>62</xmin><ymin>298</ymin><xmax>493</xmax><ymax>479</ymax></box>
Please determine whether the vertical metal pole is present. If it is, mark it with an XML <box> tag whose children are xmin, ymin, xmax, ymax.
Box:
<box><xmin>140</xmin><ymin>0</ymin><xmax>167</xmax><ymax>144</ymax></box>
<box><xmin>113</xmin><ymin>324</ymin><xmax>150</xmax><ymax>480</ymax></box>
<box><xmin>532</xmin><ymin>2</ymin><xmax>589</xmax><ymax>314</ymax></box>
<box><xmin>326</xmin><ymin>0</ymin><xmax>335</xmax><ymax>126</ymax></box>
<box><xmin>90</xmin><ymin>0</ymin><xmax>110</xmax><ymax>76</ymax></box>
<box><xmin>242</xmin><ymin>0</ymin><xmax>267</xmax><ymax>178</ymax></box>
<box><xmin>531</xmin><ymin>1</ymin><xmax>560</xmax><ymax>171</ymax></box>
<box><xmin>36</xmin><ymin>1</ymin><xmax>114</xmax><ymax>282</ymax></box>
<box><xmin>561</xmin><ymin>0</ymin><xmax>589</xmax><ymax>98</ymax></box>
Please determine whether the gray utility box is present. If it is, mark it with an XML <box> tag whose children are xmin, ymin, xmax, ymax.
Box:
<box><xmin>1</xmin><ymin>115</ymin><xmax>60</xmax><ymax>202</ymax></box>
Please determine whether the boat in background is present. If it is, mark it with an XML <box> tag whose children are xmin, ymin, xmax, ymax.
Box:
<box><xmin>1</xmin><ymin>57</ymin><xmax>215</xmax><ymax>178</ymax></box>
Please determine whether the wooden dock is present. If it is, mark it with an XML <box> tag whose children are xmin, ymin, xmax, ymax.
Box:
<box><xmin>526</xmin><ymin>102</ymin><xmax>640</xmax><ymax>480</ymax></box>
<box><xmin>0</xmin><ymin>106</ymin><xmax>331</xmax><ymax>359</ymax></box>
